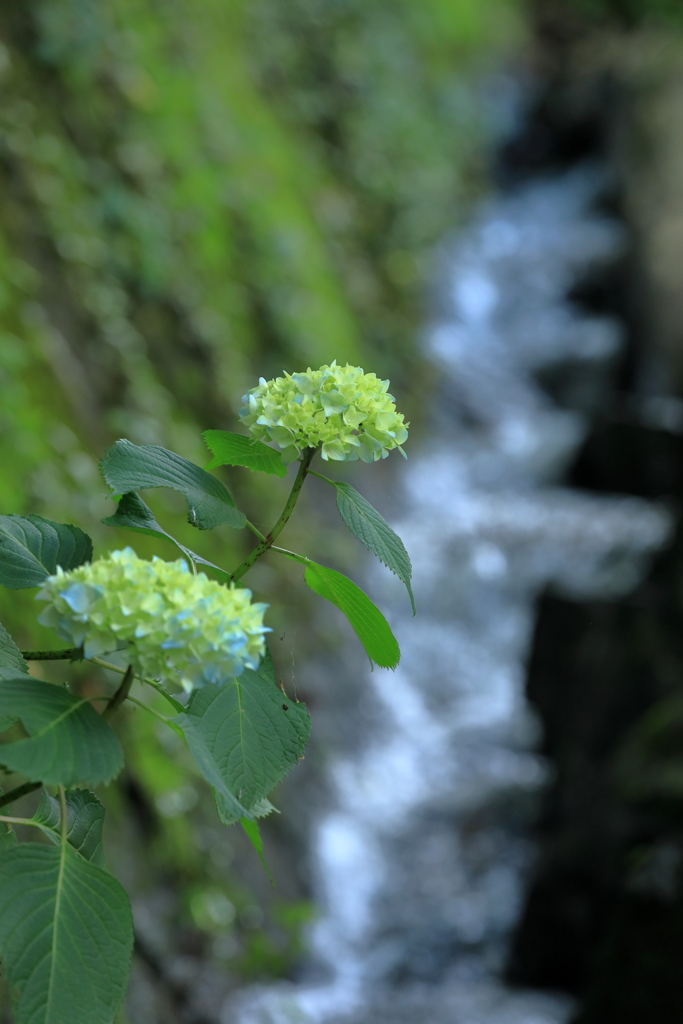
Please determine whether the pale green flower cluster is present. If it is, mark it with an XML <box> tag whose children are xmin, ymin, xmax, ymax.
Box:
<box><xmin>239</xmin><ymin>361</ymin><xmax>409</xmax><ymax>463</ymax></box>
<box><xmin>36</xmin><ymin>548</ymin><xmax>269</xmax><ymax>691</ymax></box>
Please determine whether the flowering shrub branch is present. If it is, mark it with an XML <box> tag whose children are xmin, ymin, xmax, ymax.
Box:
<box><xmin>0</xmin><ymin>364</ymin><xmax>413</xmax><ymax>1024</ymax></box>
<box><xmin>231</xmin><ymin>444</ymin><xmax>317</xmax><ymax>582</ymax></box>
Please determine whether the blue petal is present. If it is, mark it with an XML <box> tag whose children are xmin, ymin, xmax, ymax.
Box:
<box><xmin>60</xmin><ymin>583</ymin><xmax>93</xmax><ymax>614</ymax></box>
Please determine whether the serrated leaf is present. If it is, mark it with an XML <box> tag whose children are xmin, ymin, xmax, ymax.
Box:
<box><xmin>215</xmin><ymin>793</ymin><xmax>278</xmax><ymax>828</ymax></box>
<box><xmin>0</xmin><ymin>621</ymin><xmax>27</xmax><ymax>732</ymax></box>
<box><xmin>177</xmin><ymin>710</ymin><xmax>251</xmax><ymax>822</ymax></box>
<box><xmin>203</xmin><ymin>430</ymin><xmax>287</xmax><ymax>478</ymax></box>
<box><xmin>32</xmin><ymin>788</ymin><xmax>105</xmax><ymax>865</ymax></box>
<box><xmin>176</xmin><ymin>664</ymin><xmax>310</xmax><ymax>813</ymax></box>
<box><xmin>102</xmin><ymin>491</ymin><xmax>232</xmax><ymax>582</ymax></box>
<box><xmin>101</xmin><ymin>439</ymin><xmax>246</xmax><ymax>531</ymax></box>
<box><xmin>0</xmin><ymin>677</ymin><xmax>124</xmax><ymax>786</ymax></box>
<box><xmin>0</xmin><ymin>515</ymin><xmax>93</xmax><ymax>589</ymax></box>
<box><xmin>333</xmin><ymin>482</ymin><xmax>415</xmax><ymax>614</ymax></box>
<box><xmin>303</xmin><ymin>560</ymin><xmax>400</xmax><ymax>668</ymax></box>
<box><xmin>0</xmin><ymin>842</ymin><xmax>133</xmax><ymax>1024</ymax></box>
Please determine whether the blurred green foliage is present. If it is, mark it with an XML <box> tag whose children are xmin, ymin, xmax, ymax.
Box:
<box><xmin>0</xmin><ymin>0</ymin><xmax>520</xmax><ymax>542</ymax></box>
<box><xmin>0</xmin><ymin>0</ymin><xmax>524</xmax><ymax>648</ymax></box>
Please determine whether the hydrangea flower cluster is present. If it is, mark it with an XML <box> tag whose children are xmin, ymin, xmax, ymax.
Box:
<box><xmin>239</xmin><ymin>361</ymin><xmax>409</xmax><ymax>463</ymax></box>
<box><xmin>36</xmin><ymin>548</ymin><xmax>269</xmax><ymax>691</ymax></box>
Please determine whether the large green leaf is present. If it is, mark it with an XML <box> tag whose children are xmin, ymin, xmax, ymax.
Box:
<box><xmin>102</xmin><ymin>491</ymin><xmax>232</xmax><ymax>582</ymax></box>
<box><xmin>177</xmin><ymin>709</ymin><xmax>252</xmax><ymax>823</ymax></box>
<box><xmin>32</xmin><ymin>788</ymin><xmax>105</xmax><ymax>865</ymax></box>
<box><xmin>0</xmin><ymin>515</ymin><xmax>92</xmax><ymax>589</ymax></box>
<box><xmin>0</xmin><ymin>621</ymin><xmax>28</xmax><ymax>679</ymax></box>
<box><xmin>0</xmin><ymin>677</ymin><xmax>124</xmax><ymax>786</ymax></box>
<box><xmin>256</xmin><ymin>646</ymin><xmax>276</xmax><ymax>686</ymax></box>
<box><xmin>100</xmin><ymin>439</ymin><xmax>246</xmax><ymax>530</ymax></box>
<box><xmin>203</xmin><ymin>429</ymin><xmax>287</xmax><ymax>478</ymax></box>
<box><xmin>176</xmin><ymin>664</ymin><xmax>310</xmax><ymax>814</ymax></box>
<box><xmin>0</xmin><ymin>621</ymin><xmax>27</xmax><ymax>732</ymax></box>
<box><xmin>0</xmin><ymin>843</ymin><xmax>133</xmax><ymax>1024</ymax></box>
<box><xmin>303</xmin><ymin>560</ymin><xmax>400</xmax><ymax>669</ymax></box>
<box><xmin>333</xmin><ymin>482</ymin><xmax>415</xmax><ymax>614</ymax></box>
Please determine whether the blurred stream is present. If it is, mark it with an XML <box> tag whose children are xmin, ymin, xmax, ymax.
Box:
<box><xmin>231</xmin><ymin>165</ymin><xmax>671</xmax><ymax>1024</ymax></box>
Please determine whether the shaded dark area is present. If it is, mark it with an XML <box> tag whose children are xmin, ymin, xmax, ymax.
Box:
<box><xmin>506</xmin><ymin>4</ymin><xmax>683</xmax><ymax>1019</ymax></box>
<box><xmin>512</xmin><ymin>437</ymin><xmax>683</xmax><ymax>1021</ymax></box>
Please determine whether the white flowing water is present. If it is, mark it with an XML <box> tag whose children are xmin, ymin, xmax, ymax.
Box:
<box><xmin>229</xmin><ymin>165</ymin><xmax>671</xmax><ymax>1024</ymax></box>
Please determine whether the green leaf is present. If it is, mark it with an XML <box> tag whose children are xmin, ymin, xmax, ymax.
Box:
<box><xmin>175</xmin><ymin>664</ymin><xmax>310</xmax><ymax>813</ymax></box>
<box><xmin>203</xmin><ymin>429</ymin><xmax>287</xmax><ymax>478</ymax></box>
<box><xmin>0</xmin><ymin>677</ymin><xmax>124</xmax><ymax>786</ymax></box>
<box><xmin>333</xmin><ymin>482</ymin><xmax>415</xmax><ymax>614</ymax></box>
<box><xmin>240</xmin><ymin>818</ymin><xmax>273</xmax><ymax>885</ymax></box>
<box><xmin>257</xmin><ymin>645</ymin><xmax>276</xmax><ymax>686</ymax></box>
<box><xmin>0</xmin><ymin>842</ymin><xmax>133</xmax><ymax>1024</ymax></box>
<box><xmin>0</xmin><ymin>515</ymin><xmax>92</xmax><ymax>589</ymax></box>
<box><xmin>303</xmin><ymin>560</ymin><xmax>400</xmax><ymax>669</ymax></box>
<box><xmin>177</xmin><ymin>709</ymin><xmax>251</xmax><ymax>822</ymax></box>
<box><xmin>32</xmin><ymin>788</ymin><xmax>105</xmax><ymax>865</ymax></box>
<box><xmin>102</xmin><ymin>491</ymin><xmax>232</xmax><ymax>582</ymax></box>
<box><xmin>0</xmin><ymin>621</ymin><xmax>29</xmax><ymax>679</ymax></box>
<box><xmin>215</xmin><ymin>794</ymin><xmax>277</xmax><ymax>828</ymax></box>
<box><xmin>100</xmin><ymin>439</ymin><xmax>246</xmax><ymax>531</ymax></box>
<box><xmin>0</xmin><ymin>824</ymin><xmax>16</xmax><ymax>848</ymax></box>
<box><xmin>210</xmin><ymin>653</ymin><xmax>284</xmax><ymax>826</ymax></box>
<box><xmin>0</xmin><ymin>621</ymin><xmax>27</xmax><ymax>732</ymax></box>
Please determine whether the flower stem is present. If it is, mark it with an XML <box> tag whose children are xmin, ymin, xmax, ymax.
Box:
<box><xmin>126</xmin><ymin>695</ymin><xmax>185</xmax><ymax>737</ymax></box>
<box><xmin>245</xmin><ymin>520</ymin><xmax>267</xmax><ymax>542</ymax></box>
<box><xmin>307</xmin><ymin>469</ymin><xmax>336</xmax><ymax>487</ymax></box>
<box><xmin>59</xmin><ymin>786</ymin><xmax>68</xmax><ymax>845</ymax></box>
<box><xmin>21</xmin><ymin>649</ymin><xmax>78</xmax><ymax>661</ymax></box>
<box><xmin>103</xmin><ymin>663</ymin><xmax>134</xmax><ymax>720</ymax></box>
<box><xmin>88</xmin><ymin>657</ymin><xmax>184</xmax><ymax>713</ymax></box>
<box><xmin>231</xmin><ymin>447</ymin><xmax>317</xmax><ymax>582</ymax></box>
<box><xmin>0</xmin><ymin>781</ymin><xmax>41</xmax><ymax>809</ymax></box>
<box><xmin>270</xmin><ymin>545</ymin><xmax>310</xmax><ymax>564</ymax></box>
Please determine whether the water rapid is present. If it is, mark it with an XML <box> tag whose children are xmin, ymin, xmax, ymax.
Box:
<box><xmin>230</xmin><ymin>164</ymin><xmax>671</xmax><ymax>1024</ymax></box>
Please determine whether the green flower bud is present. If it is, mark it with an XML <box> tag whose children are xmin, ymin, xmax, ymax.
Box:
<box><xmin>36</xmin><ymin>548</ymin><xmax>269</xmax><ymax>691</ymax></box>
<box><xmin>239</xmin><ymin>361</ymin><xmax>409</xmax><ymax>463</ymax></box>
